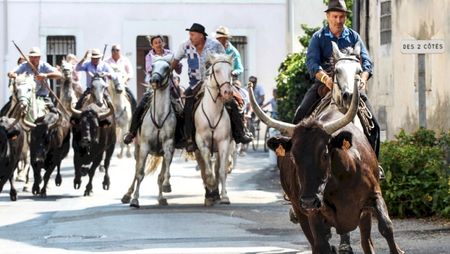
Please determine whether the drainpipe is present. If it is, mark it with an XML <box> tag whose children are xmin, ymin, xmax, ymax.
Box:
<box><xmin>3</xmin><ymin>0</ymin><xmax>9</xmax><ymax>105</ymax></box>
<box><xmin>352</xmin><ymin>0</ymin><xmax>360</xmax><ymax>33</ymax></box>
<box><xmin>365</xmin><ymin>0</ymin><xmax>370</xmax><ymax>50</ymax></box>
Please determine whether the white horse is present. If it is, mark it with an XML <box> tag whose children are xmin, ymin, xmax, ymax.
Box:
<box><xmin>59</xmin><ymin>60</ymin><xmax>79</xmax><ymax>113</ymax></box>
<box><xmin>121</xmin><ymin>54</ymin><xmax>176</xmax><ymax>208</ymax></box>
<box><xmin>107</xmin><ymin>65</ymin><xmax>133</xmax><ymax>158</ymax></box>
<box><xmin>194</xmin><ymin>54</ymin><xmax>235</xmax><ymax>206</ymax></box>
<box><xmin>11</xmin><ymin>74</ymin><xmax>46</xmax><ymax>190</ymax></box>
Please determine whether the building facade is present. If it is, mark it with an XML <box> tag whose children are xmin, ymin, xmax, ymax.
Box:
<box><xmin>355</xmin><ymin>0</ymin><xmax>450</xmax><ymax>139</ymax></box>
<box><xmin>0</xmin><ymin>0</ymin><xmax>324</xmax><ymax>103</ymax></box>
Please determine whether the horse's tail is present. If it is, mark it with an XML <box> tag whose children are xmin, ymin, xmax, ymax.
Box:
<box><xmin>145</xmin><ymin>155</ymin><xmax>163</xmax><ymax>176</ymax></box>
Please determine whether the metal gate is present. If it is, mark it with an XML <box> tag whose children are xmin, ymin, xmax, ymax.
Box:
<box><xmin>46</xmin><ymin>36</ymin><xmax>76</xmax><ymax>93</ymax></box>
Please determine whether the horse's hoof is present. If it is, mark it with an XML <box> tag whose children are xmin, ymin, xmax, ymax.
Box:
<box><xmin>204</xmin><ymin>198</ymin><xmax>215</xmax><ymax>207</ymax></box>
<box><xmin>158</xmin><ymin>198</ymin><xmax>168</xmax><ymax>206</ymax></box>
<box><xmin>162</xmin><ymin>184</ymin><xmax>171</xmax><ymax>193</ymax></box>
<box><xmin>84</xmin><ymin>190</ymin><xmax>92</xmax><ymax>196</ymax></box>
<box><xmin>219</xmin><ymin>197</ymin><xmax>230</xmax><ymax>205</ymax></box>
<box><xmin>121</xmin><ymin>195</ymin><xmax>131</xmax><ymax>204</ymax></box>
<box><xmin>130</xmin><ymin>199</ymin><xmax>140</xmax><ymax>208</ymax></box>
<box><xmin>55</xmin><ymin>174</ymin><xmax>62</xmax><ymax>186</ymax></box>
<box><xmin>74</xmin><ymin>180</ymin><xmax>81</xmax><ymax>190</ymax></box>
<box><xmin>338</xmin><ymin>244</ymin><xmax>353</xmax><ymax>254</ymax></box>
<box><xmin>40</xmin><ymin>191</ymin><xmax>47</xmax><ymax>198</ymax></box>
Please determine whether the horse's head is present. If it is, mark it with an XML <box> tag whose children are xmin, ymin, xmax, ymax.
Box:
<box><xmin>89</xmin><ymin>72</ymin><xmax>108</xmax><ymax>107</ymax></box>
<box><xmin>149</xmin><ymin>54</ymin><xmax>173</xmax><ymax>90</ymax></box>
<box><xmin>14</xmin><ymin>74</ymin><xmax>36</xmax><ymax>108</ymax></box>
<box><xmin>61</xmin><ymin>60</ymin><xmax>73</xmax><ymax>80</ymax></box>
<box><xmin>331</xmin><ymin>41</ymin><xmax>362</xmax><ymax>110</ymax></box>
<box><xmin>109</xmin><ymin>64</ymin><xmax>127</xmax><ymax>94</ymax></box>
<box><xmin>207</xmin><ymin>54</ymin><xmax>233</xmax><ymax>101</ymax></box>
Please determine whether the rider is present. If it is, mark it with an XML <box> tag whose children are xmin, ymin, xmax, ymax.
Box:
<box><xmin>6</xmin><ymin>47</ymin><xmax>62</xmax><ymax>113</ymax></box>
<box><xmin>171</xmin><ymin>23</ymin><xmax>253</xmax><ymax>152</ymax></box>
<box><xmin>214</xmin><ymin>26</ymin><xmax>244</xmax><ymax>78</ymax></box>
<box><xmin>292</xmin><ymin>0</ymin><xmax>382</xmax><ymax>174</ymax></box>
<box><xmin>65</xmin><ymin>53</ymin><xmax>83</xmax><ymax>97</ymax></box>
<box><xmin>75</xmin><ymin>48</ymin><xmax>117</xmax><ymax>109</ymax></box>
<box><xmin>105</xmin><ymin>44</ymin><xmax>137</xmax><ymax>109</ymax></box>
<box><xmin>123</xmin><ymin>35</ymin><xmax>181</xmax><ymax>145</ymax></box>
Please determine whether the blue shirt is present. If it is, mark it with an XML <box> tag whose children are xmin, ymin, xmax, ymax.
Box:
<box><xmin>225</xmin><ymin>42</ymin><xmax>244</xmax><ymax>76</ymax></box>
<box><xmin>175</xmin><ymin>37</ymin><xmax>225</xmax><ymax>87</ymax></box>
<box><xmin>76</xmin><ymin>61</ymin><xmax>117</xmax><ymax>88</ymax></box>
<box><xmin>13</xmin><ymin>61</ymin><xmax>57</xmax><ymax>96</ymax></box>
<box><xmin>306</xmin><ymin>26</ymin><xmax>373</xmax><ymax>81</ymax></box>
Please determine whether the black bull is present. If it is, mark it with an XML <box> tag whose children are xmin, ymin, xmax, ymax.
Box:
<box><xmin>248</xmin><ymin>81</ymin><xmax>403</xmax><ymax>254</ymax></box>
<box><xmin>22</xmin><ymin>111</ymin><xmax>71</xmax><ymax>197</ymax></box>
<box><xmin>0</xmin><ymin>117</ymin><xmax>23</xmax><ymax>201</ymax></box>
<box><xmin>70</xmin><ymin>103</ymin><xmax>116</xmax><ymax>197</ymax></box>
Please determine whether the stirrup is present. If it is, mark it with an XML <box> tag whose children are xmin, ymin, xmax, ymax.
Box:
<box><xmin>378</xmin><ymin>164</ymin><xmax>385</xmax><ymax>181</ymax></box>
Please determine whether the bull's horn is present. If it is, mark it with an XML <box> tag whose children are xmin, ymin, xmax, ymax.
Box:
<box><xmin>69</xmin><ymin>104</ymin><xmax>82</xmax><ymax>118</ymax></box>
<box><xmin>20</xmin><ymin>116</ymin><xmax>37</xmax><ymax>129</ymax></box>
<box><xmin>98</xmin><ymin>100</ymin><xmax>114</xmax><ymax>120</ymax></box>
<box><xmin>248</xmin><ymin>83</ymin><xmax>295</xmax><ymax>137</ymax></box>
<box><xmin>323</xmin><ymin>77</ymin><xmax>360</xmax><ymax>135</ymax></box>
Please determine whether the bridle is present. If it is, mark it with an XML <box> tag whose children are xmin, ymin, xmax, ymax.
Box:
<box><xmin>150</xmin><ymin>59</ymin><xmax>171</xmax><ymax>90</ymax></box>
<box><xmin>206</xmin><ymin>60</ymin><xmax>232</xmax><ymax>103</ymax></box>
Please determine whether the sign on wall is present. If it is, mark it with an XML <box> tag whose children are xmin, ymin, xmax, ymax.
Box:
<box><xmin>400</xmin><ymin>40</ymin><xmax>445</xmax><ymax>54</ymax></box>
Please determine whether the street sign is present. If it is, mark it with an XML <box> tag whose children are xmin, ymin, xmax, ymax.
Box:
<box><xmin>400</xmin><ymin>40</ymin><xmax>445</xmax><ymax>54</ymax></box>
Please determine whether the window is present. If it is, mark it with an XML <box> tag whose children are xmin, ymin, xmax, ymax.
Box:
<box><xmin>380</xmin><ymin>0</ymin><xmax>392</xmax><ymax>45</ymax></box>
<box><xmin>229</xmin><ymin>36</ymin><xmax>247</xmax><ymax>85</ymax></box>
<box><xmin>46</xmin><ymin>36</ymin><xmax>76</xmax><ymax>92</ymax></box>
<box><xmin>135</xmin><ymin>35</ymin><xmax>169</xmax><ymax>101</ymax></box>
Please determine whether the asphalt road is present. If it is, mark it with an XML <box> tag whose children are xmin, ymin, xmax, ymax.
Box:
<box><xmin>0</xmin><ymin>148</ymin><xmax>449</xmax><ymax>254</ymax></box>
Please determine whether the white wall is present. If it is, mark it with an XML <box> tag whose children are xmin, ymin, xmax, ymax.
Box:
<box><xmin>363</xmin><ymin>0</ymin><xmax>450</xmax><ymax>138</ymax></box>
<box><xmin>0</xmin><ymin>0</ymin><xmax>300</xmax><ymax>105</ymax></box>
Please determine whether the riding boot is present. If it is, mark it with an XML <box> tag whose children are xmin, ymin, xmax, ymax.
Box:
<box><xmin>225</xmin><ymin>99</ymin><xmax>253</xmax><ymax>144</ymax></box>
<box><xmin>292</xmin><ymin>82</ymin><xmax>323</xmax><ymax>124</ymax></box>
<box><xmin>125</xmin><ymin>86</ymin><xmax>137</xmax><ymax>113</ymax></box>
<box><xmin>183</xmin><ymin>87</ymin><xmax>197</xmax><ymax>152</ymax></box>
<box><xmin>123</xmin><ymin>90</ymin><xmax>153</xmax><ymax>145</ymax></box>
<box><xmin>0</xmin><ymin>97</ymin><xmax>12</xmax><ymax>117</ymax></box>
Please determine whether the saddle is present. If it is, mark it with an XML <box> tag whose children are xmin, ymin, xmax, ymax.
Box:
<box><xmin>310</xmin><ymin>92</ymin><xmax>375</xmax><ymax>138</ymax></box>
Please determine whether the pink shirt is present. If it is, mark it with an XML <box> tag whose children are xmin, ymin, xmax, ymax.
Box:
<box><xmin>106</xmin><ymin>56</ymin><xmax>134</xmax><ymax>79</ymax></box>
<box><xmin>145</xmin><ymin>48</ymin><xmax>172</xmax><ymax>74</ymax></box>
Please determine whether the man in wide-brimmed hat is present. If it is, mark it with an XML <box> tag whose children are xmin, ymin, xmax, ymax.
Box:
<box><xmin>75</xmin><ymin>48</ymin><xmax>118</xmax><ymax>109</ymax></box>
<box><xmin>7</xmin><ymin>46</ymin><xmax>62</xmax><ymax>112</ymax></box>
<box><xmin>215</xmin><ymin>26</ymin><xmax>243</xmax><ymax>77</ymax></box>
<box><xmin>292</xmin><ymin>0</ymin><xmax>382</xmax><ymax>178</ymax></box>
<box><xmin>170</xmin><ymin>22</ymin><xmax>253</xmax><ymax>152</ymax></box>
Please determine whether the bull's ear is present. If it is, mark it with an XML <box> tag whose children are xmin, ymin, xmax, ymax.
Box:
<box><xmin>267</xmin><ymin>136</ymin><xmax>292</xmax><ymax>152</ymax></box>
<box><xmin>7</xmin><ymin>129</ymin><xmax>21</xmax><ymax>141</ymax></box>
<box><xmin>99</xmin><ymin>119</ymin><xmax>112</xmax><ymax>128</ymax></box>
<box><xmin>330</xmin><ymin>131</ymin><xmax>353</xmax><ymax>150</ymax></box>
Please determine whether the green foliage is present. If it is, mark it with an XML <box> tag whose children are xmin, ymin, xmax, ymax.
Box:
<box><xmin>380</xmin><ymin>128</ymin><xmax>450</xmax><ymax>219</ymax></box>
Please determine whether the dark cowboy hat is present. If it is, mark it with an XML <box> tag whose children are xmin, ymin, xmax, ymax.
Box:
<box><xmin>325</xmin><ymin>0</ymin><xmax>351</xmax><ymax>13</ymax></box>
<box><xmin>185</xmin><ymin>23</ymin><xmax>208</xmax><ymax>36</ymax></box>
